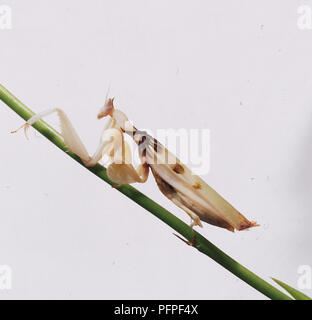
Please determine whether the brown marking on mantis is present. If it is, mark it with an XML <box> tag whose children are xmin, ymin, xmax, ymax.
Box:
<box><xmin>238</xmin><ymin>221</ymin><xmax>259</xmax><ymax>230</ymax></box>
<box><xmin>138</xmin><ymin>135</ymin><xmax>147</xmax><ymax>145</ymax></box>
<box><xmin>192</xmin><ymin>182</ymin><xmax>202</xmax><ymax>190</ymax></box>
<box><xmin>172</xmin><ymin>163</ymin><xmax>184</xmax><ymax>174</ymax></box>
<box><xmin>151</xmin><ymin>168</ymin><xmax>177</xmax><ymax>196</ymax></box>
<box><xmin>153</xmin><ymin>139</ymin><xmax>162</xmax><ymax>152</ymax></box>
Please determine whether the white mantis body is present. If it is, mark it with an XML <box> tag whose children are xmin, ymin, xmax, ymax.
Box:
<box><xmin>13</xmin><ymin>98</ymin><xmax>258</xmax><ymax>232</ymax></box>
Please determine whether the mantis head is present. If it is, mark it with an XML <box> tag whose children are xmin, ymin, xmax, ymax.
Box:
<box><xmin>97</xmin><ymin>98</ymin><xmax>134</xmax><ymax>134</ymax></box>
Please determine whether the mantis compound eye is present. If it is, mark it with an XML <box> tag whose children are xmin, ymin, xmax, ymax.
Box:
<box><xmin>98</xmin><ymin>98</ymin><xmax>115</xmax><ymax>119</ymax></box>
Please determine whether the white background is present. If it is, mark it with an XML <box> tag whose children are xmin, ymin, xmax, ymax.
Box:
<box><xmin>0</xmin><ymin>0</ymin><xmax>311</xmax><ymax>299</ymax></box>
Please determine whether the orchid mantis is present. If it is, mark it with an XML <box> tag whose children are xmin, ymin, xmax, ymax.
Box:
<box><xmin>13</xmin><ymin>98</ymin><xmax>258</xmax><ymax>232</ymax></box>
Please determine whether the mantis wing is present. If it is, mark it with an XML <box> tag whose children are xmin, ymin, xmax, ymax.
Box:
<box><xmin>146</xmin><ymin>139</ymin><xmax>258</xmax><ymax>231</ymax></box>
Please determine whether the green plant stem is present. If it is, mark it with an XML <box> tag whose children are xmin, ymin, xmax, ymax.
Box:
<box><xmin>0</xmin><ymin>83</ymin><xmax>292</xmax><ymax>300</ymax></box>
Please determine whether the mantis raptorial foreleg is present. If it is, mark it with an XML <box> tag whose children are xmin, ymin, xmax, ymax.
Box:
<box><xmin>12</xmin><ymin>104</ymin><xmax>149</xmax><ymax>184</ymax></box>
<box><xmin>12</xmin><ymin>108</ymin><xmax>120</xmax><ymax>166</ymax></box>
